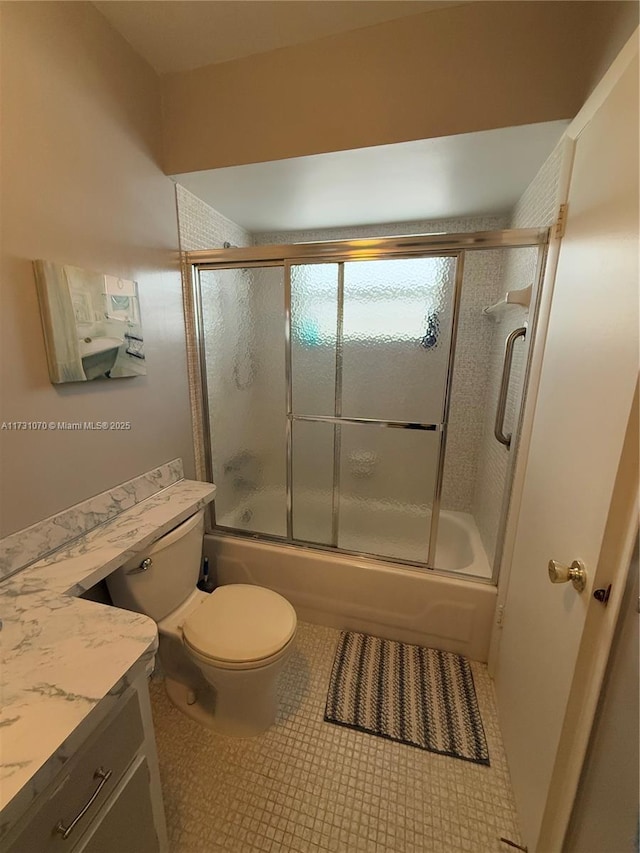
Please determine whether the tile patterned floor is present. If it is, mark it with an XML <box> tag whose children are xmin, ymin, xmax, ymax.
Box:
<box><xmin>150</xmin><ymin>623</ymin><xmax>523</xmax><ymax>853</ymax></box>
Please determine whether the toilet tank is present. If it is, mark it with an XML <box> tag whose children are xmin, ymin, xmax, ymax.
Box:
<box><xmin>106</xmin><ymin>510</ymin><xmax>205</xmax><ymax>622</ymax></box>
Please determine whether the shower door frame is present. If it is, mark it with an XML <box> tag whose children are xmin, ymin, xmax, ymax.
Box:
<box><xmin>187</xmin><ymin>228</ymin><xmax>549</xmax><ymax>582</ymax></box>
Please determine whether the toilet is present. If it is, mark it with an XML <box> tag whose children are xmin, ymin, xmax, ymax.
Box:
<box><xmin>106</xmin><ymin>510</ymin><xmax>297</xmax><ymax>736</ymax></box>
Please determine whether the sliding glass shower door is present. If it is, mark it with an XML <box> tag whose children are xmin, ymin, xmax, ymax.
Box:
<box><xmin>198</xmin><ymin>252</ymin><xmax>460</xmax><ymax>567</ymax></box>
<box><xmin>199</xmin><ymin>265</ymin><xmax>288</xmax><ymax>537</ymax></box>
<box><xmin>289</xmin><ymin>256</ymin><xmax>458</xmax><ymax>563</ymax></box>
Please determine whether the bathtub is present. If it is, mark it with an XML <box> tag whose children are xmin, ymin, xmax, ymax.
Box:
<box><xmin>205</xmin><ymin>507</ymin><xmax>497</xmax><ymax>662</ymax></box>
<box><xmin>216</xmin><ymin>491</ymin><xmax>492</xmax><ymax>578</ymax></box>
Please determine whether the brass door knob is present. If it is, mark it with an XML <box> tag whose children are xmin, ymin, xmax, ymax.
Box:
<box><xmin>548</xmin><ymin>559</ymin><xmax>587</xmax><ymax>593</ymax></box>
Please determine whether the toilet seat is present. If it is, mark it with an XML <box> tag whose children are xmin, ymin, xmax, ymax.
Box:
<box><xmin>182</xmin><ymin>584</ymin><xmax>297</xmax><ymax>670</ymax></box>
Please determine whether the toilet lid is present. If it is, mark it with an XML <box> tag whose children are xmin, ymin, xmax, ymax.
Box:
<box><xmin>183</xmin><ymin>584</ymin><xmax>297</xmax><ymax>664</ymax></box>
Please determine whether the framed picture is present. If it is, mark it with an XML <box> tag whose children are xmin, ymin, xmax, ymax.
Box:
<box><xmin>33</xmin><ymin>260</ymin><xmax>146</xmax><ymax>384</ymax></box>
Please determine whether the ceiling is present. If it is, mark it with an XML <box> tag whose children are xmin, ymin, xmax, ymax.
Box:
<box><xmin>173</xmin><ymin>120</ymin><xmax>569</xmax><ymax>233</ymax></box>
<box><xmin>94</xmin><ymin>1</ymin><xmax>465</xmax><ymax>74</ymax></box>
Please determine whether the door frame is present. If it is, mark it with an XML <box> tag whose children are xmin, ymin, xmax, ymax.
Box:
<box><xmin>488</xmin><ymin>30</ymin><xmax>639</xmax><ymax>850</ymax></box>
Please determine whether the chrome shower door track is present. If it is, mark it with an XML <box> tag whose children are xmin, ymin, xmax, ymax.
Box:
<box><xmin>187</xmin><ymin>227</ymin><xmax>549</xmax><ymax>267</ymax></box>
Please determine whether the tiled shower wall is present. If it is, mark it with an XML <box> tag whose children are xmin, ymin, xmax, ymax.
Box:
<box><xmin>256</xmin><ymin>216</ymin><xmax>508</xmax><ymax>515</ymax></box>
<box><xmin>254</xmin><ymin>217</ymin><xmax>506</xmax><ymax>247</ymax></box>
<box><xmin>176</xmin><ymin>184</ymin><xmax>252</xmax><ymax>252</ymax></box>
<box><xmin>175</xmin><ymin>184</ymin><xmax>253</xmax><ymax>479</ymax></box>
<box><xmin>441</xmin><ymin>248</ymin><xmax>505</xmax><ymax>512</ymax></box>
<box><xmin>472</xmin><ymin>141</ymin><xmax>566</xmax><ymax>566</ymax></box>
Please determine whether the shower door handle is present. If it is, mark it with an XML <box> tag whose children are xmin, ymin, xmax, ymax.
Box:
<box><xmin>494</xmin><ymin>326</ymin><xmax>527</xmax><ymax>449</ymax></box>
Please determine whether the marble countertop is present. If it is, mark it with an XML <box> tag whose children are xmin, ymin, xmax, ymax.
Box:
<box><xmin>0</xmin><ymin>478</ymin><xmax>216</xmax><ymax>831</ymax></box>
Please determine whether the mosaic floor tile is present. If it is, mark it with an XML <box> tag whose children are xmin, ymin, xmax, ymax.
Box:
<box><xmin>150</xmin><ymin>623</ymin><xmax>523</xmax><ymax>853</ymax></box>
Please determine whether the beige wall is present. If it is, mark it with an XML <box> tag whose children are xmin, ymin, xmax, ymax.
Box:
<box><xmin>161</xmin><ymin>1</ymin><xmax>638</xmax><ymax>174</ymax></box>
<box><xmin>0</xmin><ymin>2</ymin><xmax>194</xmax><ymax>537</ymax></box>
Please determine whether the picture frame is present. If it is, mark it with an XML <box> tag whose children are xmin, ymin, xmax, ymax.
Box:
<box><xmin>33</xmin><ymin>260</ymin><xmax>146</xmax><ymax>384</ymax></box>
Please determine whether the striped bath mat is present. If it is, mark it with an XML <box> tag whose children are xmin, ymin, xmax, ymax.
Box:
<box><xmin>324</xmin><ymin>631</ymin><xmax>489</xmax><ymax>765</ymax></box>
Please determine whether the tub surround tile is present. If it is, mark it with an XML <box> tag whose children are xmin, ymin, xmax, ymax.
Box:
<box><xmin>0</xmin><ymin>474</ymin><xmax>216</xmax><ymax>833</ymax></box>
<box><xmin>473</xmin><ymin>141</ymin><xmax>565</xmax><ymax>565</ymax></box>
<box><xmin>0</xmin><ymin>458</ymin><xmax>184</xmax><ymax>582</ymax></box>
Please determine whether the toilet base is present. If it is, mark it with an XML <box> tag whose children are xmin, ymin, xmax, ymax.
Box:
<box><xmin>164</xmin><ymin>677</ymin><xmax>220</xmax><ymax>730</ymax></box>
<box><xmin>163</xmin><ymin>675</ymin><xmax>279</xmax><ymax>738</ymax></box>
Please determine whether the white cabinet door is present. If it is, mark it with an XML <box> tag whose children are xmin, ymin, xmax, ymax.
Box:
<box><xmin>493</xmin><ymin>42</ymin><xmax>638</xmax><ymax>853</ymax></box>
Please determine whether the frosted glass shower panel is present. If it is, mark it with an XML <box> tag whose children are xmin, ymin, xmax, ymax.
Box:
<box><xmin>200</xmin><ymin>266</ymin><xmax>287</xmax><ymax>536</ymax></box>
<box><xmin>341</xmin><ymin>257</ymin><xmax>457</xmax><ymax>423</ymax></box>
<box><xmin>337</xmin><ymin>425</ymin><xmax>440</xmax><ymax>563</ymax></box>
<box><xmin>291</xmin><ymin>419</ymin><xmax>335</xmax><ymax>545</ymax></box>
<box><xmin>290</xmin><ymin>263</ymin><xmax>339</xmax><ymax>416</ymax></box>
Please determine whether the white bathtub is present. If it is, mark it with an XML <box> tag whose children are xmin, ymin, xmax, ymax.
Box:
<box><xmin>216</xmin><ymin>491</ymin><xmax>492</xmax><ymax>577</ymax></box>
<box><xmin>205</xmin><ymin>524</ymin><xmax>497</xmax><ymax>662</ymax></box>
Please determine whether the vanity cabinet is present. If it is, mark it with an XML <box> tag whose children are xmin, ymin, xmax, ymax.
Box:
<box><xmin>3</xmin><ymin>673</ymin><xmax>167</xmax><ymax>853</ymax></box>
<box><xmin>74</xmin><ymin>757</ymin><xmax>160</xmax><ymax>853</ymax></box>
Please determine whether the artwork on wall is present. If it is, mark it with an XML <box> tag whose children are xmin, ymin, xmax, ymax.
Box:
<box><xmin>33</xmin><ymin>260</ymin><xmax>146</xmax><ymax>384</ymax></box>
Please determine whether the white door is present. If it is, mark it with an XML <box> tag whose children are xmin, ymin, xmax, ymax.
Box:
<box><xmin>493</xmin><ymin>40</ymin><xmax>638</xmax><ymax>853</ymax></box>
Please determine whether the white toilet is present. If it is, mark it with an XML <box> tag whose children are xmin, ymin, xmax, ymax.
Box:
<box><xmin>106</xmin><ymin>510</ymin><xmax>297</xmax><ymax>736</ymax></box>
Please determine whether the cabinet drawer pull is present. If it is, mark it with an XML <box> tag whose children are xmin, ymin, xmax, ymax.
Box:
<box><xmin>54</xmin><ymin>767</ymin><xmax>112</xmax><ymax>839</ymax></box>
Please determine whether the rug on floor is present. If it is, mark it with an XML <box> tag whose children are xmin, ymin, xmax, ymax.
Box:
<box><xmin>324</xmin><ymin>630</ymin><xmax>490</xmax><ymax>765</ymax></box>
